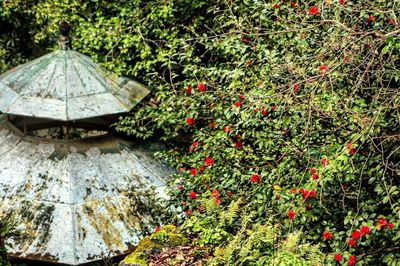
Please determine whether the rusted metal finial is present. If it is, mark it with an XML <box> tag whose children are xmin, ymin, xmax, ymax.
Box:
<box><xmin>59</xmin><ymin>21</ymin><xmax>72</xmax><ymax>50</ymax></box>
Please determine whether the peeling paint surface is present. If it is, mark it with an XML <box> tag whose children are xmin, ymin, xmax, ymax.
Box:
<box><xmin>0</xmin><ymin>124</ymin><xmax>172</xmax><ymax>265</ymax></box>
<box><xmin>0</xmin><ymin>50</ymin><xmax>149</xmax><ymax>121</ymax></box>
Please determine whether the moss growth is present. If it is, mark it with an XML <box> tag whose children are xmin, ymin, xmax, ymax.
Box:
<box><xmin>150</xmin><ymin>225</ymin><xmax>188</xmax><ymax>246</ymax></box>
<box><xmin>120</xmin><ymin>237</ymin><xmax>162</xmax><ymax>266</ymax></box>
<box><xmin>164</xmin><ymin>233</ymin><xmax>188</xmax><ymax>246</ymax></box>
<box><xmin>159</xmin><ymin>224</ymin><xmax>176</xmax><ymax>233</ymax></box>
<box><xmin>120</xmin><ymin>225</ymin><xmax>188</xmax><ymax>266</ymax></box>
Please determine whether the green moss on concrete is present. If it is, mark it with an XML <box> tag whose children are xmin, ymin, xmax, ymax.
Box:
<box><xmin>164</xmin><ymin>232</ymin><xmax>188</xmax><ymax>246</ymax></box>
<box><xmin>119</xmin><ymin>237</ymin><xmax>162</xmax><ymax>266</ymax></box>
<box><xmin>159</xmin><ymin>224</ymin><xmax>176</xmax><ymax>233</ymax></box>
<box><xmin>120</xmin><ymin>237</ymin><xmax>162</xmax><ymax>266</ymax></box>
<box><xmin>150</xmin><ymin>225</ymin><xmax>188</xmax><ymax>246</ymax></box>
<box><xmin>120</xmin><ymin>225</ymin><xmax>188</xmax><ymax>266</ymax></box>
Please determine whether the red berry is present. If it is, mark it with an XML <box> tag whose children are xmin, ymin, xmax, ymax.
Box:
<box><xmin>360</xmin><ymin>225</ymin><xmax>371</xmax><ymax>236</ymax></box>
<box><xmin>348</xmin><ymin>238</ymin><xmax>357</xmax><ymax>247</ymax></box>
<box><xmin>308</xmin><ymin>6</ymin><xmax>318</xmax><ymax>15</ymax></box>
<box><xmin>192</xmin><ymin>141</ymin><xmax>199</xmax><ymax>147</ymax></box>
<box><xmin>235</xmin><ymin>141</ymin><xmax>243</xmax><ymax>148</ymax></box>
<box><xmin>223</xmin><ymin>126</ymin><xmax>231</xmax><ymax>132</ymax></box>
<box><xmin>261</xmin><ymin>109</ymin><xmax>268</xmax><ymax>116</ymax></box>
<box><xmin>215</xmin><ymin>198</ymin><xmax>221</xmax><ymax>206</ymax></box>
<box><xmin>319</xmin><ymin>65</ymin><xmax>328</xmax><ymax>75</ymax></box>
<box><xmin>186</xmin><ymin>117</ymin><xmax>195</xmax><ymax>126</ymax></box>
<box><xmin>197</xmin><ymin>83</ymin><xmax>206</xmax><ymax>92</ymax></box>
<box><xmin>250</xmin><ymin>174</ymin><xmax>261</xmax><ymax>183</ymax></box>
<box><xmin>204</xmin><ymin>157</ymin><xmax>214</xmax><ymax>166</ymax></box>
<box><xmin>189</xmin><ymin>141</ymin><xmax>199</xmax><ymax>152</ymax></box>
<box><xmin>211</xmin><ymin>189</ymin><xmax>219</xmax><ymax>198</ymax></box>
<box><xmin>293</xmin><ymin>83</ymin><xmax>299</xmax><ymax>93</ymax></box>
<box><xmin>185</xmin><ymin>85</ymin><xmax>192</xmax><ymax>94</ymax></box>
<box><xmin>287</xmin><ymin>210</ymin><xmax>296</xmax><ymax>219</ymax></box>
<box><xmin>351</xmin><ymin>230</ymin><xmax>361</xmax><ymax>240</ymax></box>
<box><xmin>321</xmin><ymin>157</ymin><xmax>329</xmax><ymax>166</ymax></box>
<box><xmin>310</xmin><ymin>168</ymin><xmax>317</xmax><ymax>175</ymax></box>
<box><xmin>349</xmin><ymin>148</ymin><xmax>357</xmax><ymax>155</ymax></box>
<box><xmin>322</xmin><ymin>231</ymin><xmax>332</xmax><ymax>240</ymax></box>
<box><xmin>189</xmin><ymin>191</ymin><xmax>197</xmax><ymax>199</ymax></box>
<box><xmin>190</xmin><ymin>168</ymin><xmax>197</xmax><ymax>176</ymax></box>
<box><xmin>366</xmin><ymin>15</ymin><xmax>375</xmax><ymax>23</ymax></box>
<box><xmin>348</xmin><ymin>255</ymin><xmax>356</xmax><ymax>266</ymax></box>
<box><xmin>377</xmin><ymin>217</ymin><xmax>388</xmax><ymax>228</ymax></box>
<box><xmin>302</xmin><ymin>189</ymin><xmax>310</xmax><ymax>199</ymax></box>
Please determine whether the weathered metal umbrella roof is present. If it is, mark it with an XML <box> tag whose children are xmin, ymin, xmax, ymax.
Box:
<box><xmin>0</xmin><ymin>120</ymin><xmax>172</xmax><ymax>265</ymax></box>
<box><xmin>0</xmin><ymin>50</ymin><xmax>149</xmax><ymax>121</ymax></box>
<box><xmin>0</xmin><ymin>23</ymin><xmax>172</xmax><ymax>265</ymax></box>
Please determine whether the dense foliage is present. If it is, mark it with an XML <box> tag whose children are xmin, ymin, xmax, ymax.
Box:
<box><xmin>1</xmin><ymin>0</ymin><xmax>399</xmax><ymax>265</ymax></box>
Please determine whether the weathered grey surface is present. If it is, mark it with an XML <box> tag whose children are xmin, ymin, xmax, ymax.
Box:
<box><xmin>0</xmin><ymin>50</ymin><xmax>149</xmax><ymax>121</ymax></box>
<box><xmin>0</xmin><ymin>123</ymin><xmax>172</xmax><ymax>265</ymax></box>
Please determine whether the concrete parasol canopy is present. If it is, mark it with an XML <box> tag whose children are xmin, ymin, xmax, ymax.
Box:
<box><xmin>0</xmin><ymin>22</ymin><xmax>172</xmax><ymax>265</ymax></box>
